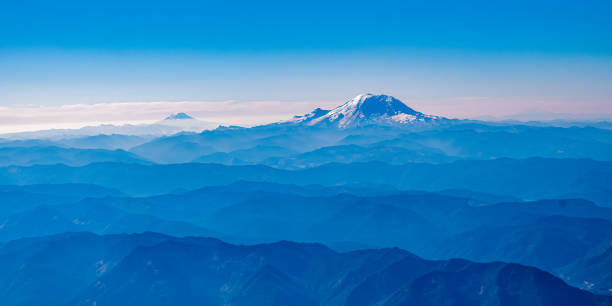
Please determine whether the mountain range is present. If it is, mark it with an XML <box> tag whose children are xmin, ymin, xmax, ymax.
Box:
<box><xmin>0</xmin><ymin>232</ymin><xmax>610</xmax><ymax>306</ymax></box>
<box><xmin>0</xmin><ymin>180</ymin><xmax>611</xmax><ymax>295</ymax></box>
<box><xmin>0</xmin><ymin>93</ymin><xmax>611</xmax><ymax>304</ymax></box>
<box><xmin>0</xmin><ymin>112</ymin><xmax>218</xmax><ymax>140</ymax></box>
<box><xmin>1</xmin><ymin>94</ymin><xmax>611</xmax><ymax>167</ymax></box>
<box><xmin>0</xmin><ymin>158</ymin><xmax>609</xmax><ymax>205</ymax></box>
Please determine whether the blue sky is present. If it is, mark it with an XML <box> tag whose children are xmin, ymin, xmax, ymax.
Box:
<box><xmin>2</xmin><ymin>0</ymin><xmax>610</xmax><ymax>53</ymax></box>
<box><xmin>1</xmin><ymin>0</ymin><xmax>611</xmax><ymax>130</ymax></box>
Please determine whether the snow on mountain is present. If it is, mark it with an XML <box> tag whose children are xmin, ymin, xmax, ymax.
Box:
<box><xmin>289</xmin><ymin>108</ymin><xmax>331</xmax><ymax>124</ymax></box>
<box><xmin>288</xmin><ymin>94</ymin><xmax>442</xmax><ymax>128</ymax></box>
<box><xmin>164</xmin><ymin>112</ymin><xmax>194</xmax><ymax>120</ymax></box>
<box><xmin>155</xmin><ymin>113</ymin><xmax>216</xmax><ymax>131</ymax></box>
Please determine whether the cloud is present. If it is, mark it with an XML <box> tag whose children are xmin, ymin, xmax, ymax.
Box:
<box><xmin>0</xmin><ymin>100</ymin><xmax>338</xmax><ymax>133</ymax></box>
<box><xmin>1</xmin><ymin>96</ymin><xmax>610</xmax><ymax>134</ymax></box>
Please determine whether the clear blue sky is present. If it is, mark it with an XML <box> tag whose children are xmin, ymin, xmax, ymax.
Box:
<box><xmin>1</xmin><ymin>0</ymin><xmax>611</xmax><ymax>123</ymax></box>
<box><xmin>2</xmin><ymin>0</ymin><xmax>610</xmax><ymax>53</ymax></box>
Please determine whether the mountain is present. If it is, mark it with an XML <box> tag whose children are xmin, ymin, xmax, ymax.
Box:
<box><xmin>0</xmin><ymin>146</ymin><xmax>149</xmax><ymax>166</ymax></box>
<box><xmin>6</xmin><ymin>181</ymin><xmax>605</xmax><ymax>258</ymax></box>
<box><xmin>204</xmin><ymin>192</ymin><xmax>443</xmax><ymax>248</ymax></box>
<box><xmin>128</xmin><ymin>123</ymin><xmax>350</xmax><ymax>163</ymax></box>
<box><xmin>0</xmin><ymin>201</ymin><xmax>218</xmax><ymax>242</ymax></box>
<box><xmin>1</xmin><ymin>93</ymin><xmax>610</xmax><ymax>305</ymax></box>
<box><xmin>154</xmin><ymin>112</ymin><xmax>217</xmax><ymax>132</ymax></box>
<box><xmin>1</xmin><ymin>158</ymin><xmax>609</xmax><ymax>205</ymax></box>
<box><xmin>0</xmin><ymin>184</ymin><xmax>124</xmax><ymax>218</ymax></box>
<box><xmin>0</xmin><ymin>183</ymin><xmax>123</xmax><ymax>198</ymax></box>
<box><xmin>289</xmin><ymin>94</ymin><xmax>442</xmax><ymax>128</ymax></box>
<box><xmin>433</xmin><ymin>215</ymin><xmax>612</xmax><ymax>295</ymax></box>
<box><xmin>1</xmin><ymin>180</ymin><xmax>611</xmax><ymax>296</ymax></box>
<box><xmin>0</xmin><ymin>135</ymin><xmax>152</xmax><ymax>151</ymax></box>
<box><xmin>193</xmin><ymin>145</ymin><xmax>297</xmax><ymax>165</ymax></box>
<box><xmin>164</xmin><ymin>112</ymin><xmax>194</xmax><ymax>120</ymax></box>
<box><xmin>0</xmin><ymin>232</ymin><xmax>609</xmax><ymax>306</ymax></box>
<box><xmin>128</xmin><ymin>109</ymin><xmax>612</xmax><ymax>165</ymax></box>
<box><xmin>0</xmin><ymin>232</ymin><xmax>173</xmax><ymax>306</ymax></box>
<box><xmin>361</xmin><ymin>259</ymin><xmax>610</xmax><ymax>306</ymax></box>
<box><xmin>56</xmin><ymin>134</ymin><xmax>151</xmax><ymax>150</ymax></box>
<box><xmin>6</xmin><ymin>121</ymin><xmax>611</xmax><ymax>165</ymax></box>
<box><xmin>559</xmin><ymin>244</ymin><xmax>612</xmax><ymax>295</ymax></box>
<box><xmin>0</xmin><ymin>113</ymin><xmax>218</xmax><ymax>140</ymax></box>
<box><xmin>434</xmin><ymin>215</ymin><xmax>612</xmax><ymax>271</ymax></box>
<box><xmin>261</xmin><ymin>144</ymin><xmax>454</xmax><ymax>169</ymax></box>
<box><xmin>373</xmin><ymin>125</ymin><xmax>612</xmax><ymax>161</ymax></box>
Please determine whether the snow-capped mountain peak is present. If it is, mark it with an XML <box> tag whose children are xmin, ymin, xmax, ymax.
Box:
<box><xmin>296</xmin><ymin>94</ymin><xmax>441</xmax><ymax>128</ymax></box>
<box><xmin>157</xmin><ymin>113</ymin><xmax>218</xmax><ymax>131</ymax></box>
<box><xmin>164</xmin><ymin>112</ymin><xmax>194</xmax><ymax>120</ymax></box>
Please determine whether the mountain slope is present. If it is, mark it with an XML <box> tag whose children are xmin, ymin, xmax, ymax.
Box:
<box><xmin>0</xmin><ymin>184</ymin><xmax>125</xmax><ymax>219</ymax></box>
<box><xmin>193</xmin><ymin>145</ymin><xmax>296</xmax><ymax>165</ymax></box>
<box><xmin>434</xmin><ymin>216</ymin><xmax>612</xmax><ymax>271</ymax></box>
<box><xmin>0</xmin><ymin>202</ymin><xmax>217</xmax><ymax>242</ymax></box>
<box><xmin>0</xmin><ymin>232</ymin><xmax>603</xmax><ymax>306</ymax></box>
<box><xmin>0</xmin><ymin>158</ymin><xmax>610</xmax><ymax>205</ymax></box>
<box><xmin>262</xmin><ymin>144</ymin><xmax>454</xmax><ymax>169</ymax></box>
<box><xmin>559</xmin><ymin>245</ymin><xmax>612</xmax><ymax>295</ymax></box>
<box><xmin>381</xmin><ymin>260</ymin><xmax>608</xmax><ymax>306</ymax></box>
<box><xmin>0</xmin><ymin>146</ymin><xmax>148</xmax><ymax>166</ymax></box>
<box><xmin>0</xmin><ymin>232</ymin><xmax>172</xmax><ymax>306</ymax></box>
<box><xmin>1</xmin><ymin>232</ymin><xmax>605</xmax><ymax>306</ymax></box>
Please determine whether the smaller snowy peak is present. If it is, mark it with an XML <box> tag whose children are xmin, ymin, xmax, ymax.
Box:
<box><xmin>289</xmin><ymin>108</ymin><xmax>331</xmax><ymax>124</ymax></box>
<box><xmin>164</xmin><ymin>112</ymin><xmax>194</xmax><ymax>120</ymax></box>
<box><xmin>158</xmin><ymin>112</ymin><xmax>219</xmax><ymax>132</ymax></box>
<box><xmin>305</xmin><ymin>108</ymin><xmax>331</xmax><ymax>119</ymax></box>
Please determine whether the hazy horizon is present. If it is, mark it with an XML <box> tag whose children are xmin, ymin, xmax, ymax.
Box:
<box><xmin>2</xmin><ymin>93</ymin><xmax>612</xmax><ymax>134</ymax></box>
<box><xmin>2</xmin><ymin>1</ymin><xmax>612</xmax><ymax>133</ymax></box>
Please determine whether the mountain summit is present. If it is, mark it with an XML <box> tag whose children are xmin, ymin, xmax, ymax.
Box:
<box><xmin>291</xmin><ymin>94</ymin><xmax>441</xmax><ymax>128</ymax></box>
<box><xmin>157</xmin><ymin>112</ymin><xmax>218</xmax><ymax>132</ymax></box>
<box><xmin>164</xmin><ymin>112</ymin><xmax>194</xmax><ymax>120</ymax></box>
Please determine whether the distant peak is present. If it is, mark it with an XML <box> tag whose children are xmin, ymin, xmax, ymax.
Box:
<box><xmin>164</xmin><ymin>113</ymin><xmax>194</xmax><ymax>120</ymax></box>
<box><xmin>289</xmin><ymin>107</ymin><xmax>330</xmax><ymax>123</ymax></box>
<box><xmin>305</xmin><ymin>108</ymin><xmax>330</xmax><ymax>119</ymax></box>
